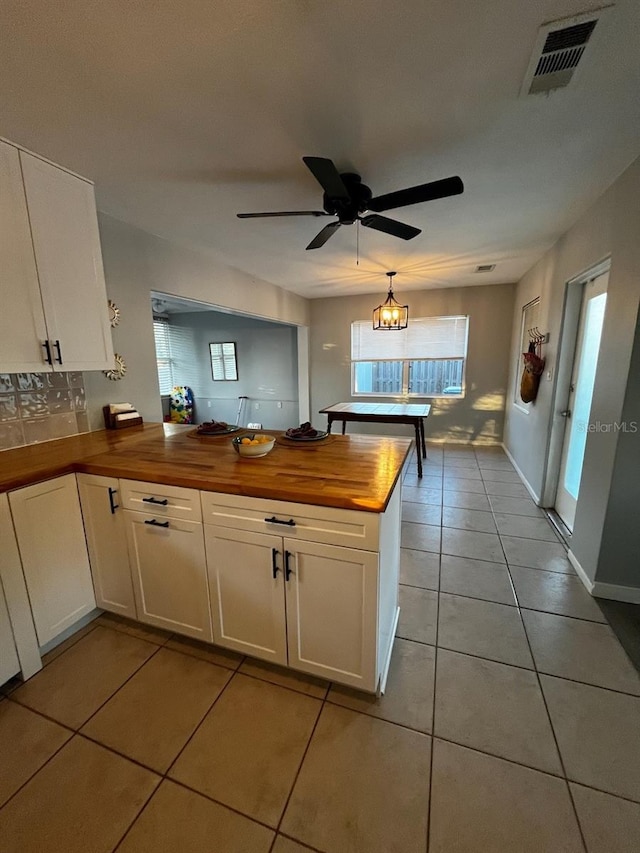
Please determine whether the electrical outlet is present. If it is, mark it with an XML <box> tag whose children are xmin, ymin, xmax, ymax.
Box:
<box><xmin>254</xmin><ymin>402</ymin><xmax>260</xmax><ymax>410</ymax></box>
<box><xmin>277</xmin><ymin>401</ymin><xmax>282</xmax><ymax>408</ymax></box>
<box><xmin>247</xmin><ymin>422</ymin><xmax>262</xmax><ymax>429</ymax></box>
<box><xmin>207</xmin><ymin>400</ymin><xmax>211</xmax><ymax>408</ymax></box>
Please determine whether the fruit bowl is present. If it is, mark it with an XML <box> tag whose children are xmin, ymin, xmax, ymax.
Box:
<box><xmin>232</xmin><ymin>434</ymin><xmax>276</xmax><ymax>458</ymax></box>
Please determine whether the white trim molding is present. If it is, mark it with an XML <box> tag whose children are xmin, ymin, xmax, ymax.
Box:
<box><xmin>501</xmin><ymin>443</ymin><xmax>541</xmax><ymax>503</ymax></box>
<box><xmin>568</xmin><ymin>549</ymin><xmax>640</xmax><ymax>603</ymax></box>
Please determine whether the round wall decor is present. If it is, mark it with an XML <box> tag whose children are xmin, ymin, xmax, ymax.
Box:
<box><xmin>108</xmin><ymin>300</ymin><xmax>121</xmax><ymax>327</ymax></box>
<box><xmin>104</xmin><ymin>353</ymin><xmax>127</xmax><ymax>381</ymax></box>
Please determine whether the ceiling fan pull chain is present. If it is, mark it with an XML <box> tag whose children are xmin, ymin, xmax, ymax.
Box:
<box><xmin>356</xmin><ymin>219</ymin><xmax>360</xmax><ymax>266</ymax></box>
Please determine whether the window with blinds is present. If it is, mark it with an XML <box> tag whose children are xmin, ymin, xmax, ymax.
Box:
<box><xmin>153</xmin><ymin>319</ymin><xmax>174</xmax><ymax>395</ymax></box>
<box><xmin>351</xmin><ymin>316</ymin><xmax>469</xmax><ymax>397</ymax></box>
<box><xmin>209</xmin><ymin>342</ymin><xmax>238</xmax><ymax>381</ymax></box>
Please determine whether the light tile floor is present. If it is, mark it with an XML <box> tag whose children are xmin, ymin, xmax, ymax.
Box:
<box><xmin>2</xmin><ymin>443</ymin><xmax>640</xmax><ymax>851</ymax></box>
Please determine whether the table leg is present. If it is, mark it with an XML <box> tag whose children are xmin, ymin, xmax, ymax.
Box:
<box><xmin>327</xmin><ymin>416</ymin><xmax>333</xmax><ymax>434</ymax></box>
<box><xmin>419</xmin><ymin>418</ymin><xmax>427</xmax><ymax>459</ymax></box>
<box><xmin>341</xmin><ymin>420</ymin><xmax>346</xmax><ymax>435</ymax></box>
<box><xmin>414</xmin><ymin>422</ymin><xmax>423</xmax><ymax>478</ymax></box>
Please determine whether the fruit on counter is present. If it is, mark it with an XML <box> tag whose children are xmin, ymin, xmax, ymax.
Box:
<box><xmin>286</xmin><ymin>421</ymin><xmax>319</xmax><ymax>438</ymax></box>
<box><xmin>241</xmin><ymin>435</ymin><xmax>272</xmax><ymax>446</ymax></box>
<box><xmin>197</xmin><ymin>420</ymin><xmax>229</xmax><ymax>433</ymax></box>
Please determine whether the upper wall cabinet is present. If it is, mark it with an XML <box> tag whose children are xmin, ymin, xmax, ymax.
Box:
<box><xmin>0</xmin><ymin>139</ymin><xmax>114</xmax><ymax>373</ymax></box>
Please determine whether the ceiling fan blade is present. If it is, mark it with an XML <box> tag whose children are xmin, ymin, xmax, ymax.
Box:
<box><xmin>306</xmin><ymin>221</ymin><xmax>341</xmax><ymax>250</ymax></box>
<box><xmin>237</xmin><ymin>210</ymin><xmax>330</xmax><ymax>218</ymax></box>
<box><xmin>360</xmin><ymin>214</ymin><xmax>421</xmax><ymax>241</ymax></box>
<box><xmin>302</xmin><ymin>157</ymin><xmax>350</xmax><ymax>201</ymax></box>
<box><xmin>368</xmin><ymin>176</ymin><xmax>464</xmax><ymax>212</ymax></box>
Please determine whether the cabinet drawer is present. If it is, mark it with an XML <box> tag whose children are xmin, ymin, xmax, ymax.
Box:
<box><xmin>200</xmin><ymin>491</ymin><xmax>379</xmax><ymax>551</ymax></box>
<box><xmin>120</xmin><ymin>480</ymin><xmax>202</xmax><ymax>522</ymax></box>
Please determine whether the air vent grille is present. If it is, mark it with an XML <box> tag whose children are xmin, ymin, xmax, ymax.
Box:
<box><xmin>475</xmin><ymin>264</ymin><xmax>496</xmax><ymax>273</ymax></box>
<box><xmin>520</xmin><ymin>7</ymin><xmax>613</xmax><ymax>96</ymax></box>
<box><xmin>542</xmin><ymin>20</ymin><xmax>597</xmax><ymax>53</ymax></box>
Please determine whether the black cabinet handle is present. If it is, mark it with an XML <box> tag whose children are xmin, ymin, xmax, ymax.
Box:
<box><xmin>108</xmin><ymin>487</ymin><xmax>119</xmax><ymax>514</ymax></box>
<box><xmin>142</xmin><ymin>496</ymin><xmax>169</xmax><ymax>506</ymax></box>
<box><xmin>144</xmin><ymin>519</ymin><xmax>169</xmax><ymax>528</ymax></box>
<box><xmin>271</xmin><ymin>547</ymin><xmax>280</xmax><ymax>579</ymax></box>
<box><xmin>264</xmin><ymin>516</ymin><xmax>296</xmax><ymax>526</ymax></box>
<box><xmin>284</xmin><ymin>550</ymin><xmax>293</xmax><ymax>581</ymax></box>
<box><xmin>53</xmin><ymin>340</ymin><xmax>63</xmax><ymax>364</ymax></box>
<box><xmin>42</xmin><ymin>340</ymin><xmax>53</xmax><ymax>365</ymax></box>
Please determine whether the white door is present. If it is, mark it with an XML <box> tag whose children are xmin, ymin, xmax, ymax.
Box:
<box><xmin>125</xmin><ymin>511</ymin><xmax>212</xmax><ymax>641</ymax></box>
<box><xmin>0</xmin><ymin>578</ymin><xmax>21</xmax><ymax>685</ymax></box>
<box><xmin>0</xmin><ymin>141</ymin><xmax>51</xmax><ymax>373</ymax></box>
<box><xmin>284</xmin><ymin>539</ymin><xmax>379</xmax><ymax>691</ymax></box>
<box><xmin>19</xmin><ymin>151</ymin><xmax>114</xmax><ymax>371</ymax></box>
<box><xmin>204</xmin><ymin>525</ymin><xmax>287</xmax><ymax>664</ymax></box>
<box><xmin>555</xmin><ymin>272</ymin><xmax>608</xmax><ymax>530</ymax></box>
<box><xmin>77</xmin><ymin>475</ymin><xmax>136</xmax><ymax>619</ymax></box>
<box><xmin>9</xmin><ymin>474</ymin><xmax>96</xmax><ymax>645</ymax></box>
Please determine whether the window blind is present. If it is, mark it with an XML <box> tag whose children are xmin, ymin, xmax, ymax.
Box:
<box><xmin>153</xmin><ymin>320</ymin><xmax>174</xmax><ymax>395</ymax></box>
<box><xmin>351</xmin><ymin>316</ymin><xmax>469</xmax><ymax>361</ymax></box>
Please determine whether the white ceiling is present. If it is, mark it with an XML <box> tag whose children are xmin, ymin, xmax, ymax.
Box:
<box><xmin>2</xmin><ymin>1</ymin><xmax>639</xmax><ymax>298</ymax></box>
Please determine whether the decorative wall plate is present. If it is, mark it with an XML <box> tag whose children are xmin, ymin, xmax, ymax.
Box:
<box><xmin>104</xmin><ymin>353</ymin><xmax>127</xmax><ymax>381</ymax></box>
<box><xmin>108</xmin><ymin>300</ymin><xmax>121</xmax><ymax>327</ymax></box>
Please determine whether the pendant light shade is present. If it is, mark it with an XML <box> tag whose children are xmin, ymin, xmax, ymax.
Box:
<box><xmin>373</xmin><ymin>271</ymin><xmax>409</xmax><ymax>330</ymax></box>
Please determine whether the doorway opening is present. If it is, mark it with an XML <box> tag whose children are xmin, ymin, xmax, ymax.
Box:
<box><xmin>547</xmin><ymin>263</ymin><xmax>609</xmax><ymax>532</ymax></box>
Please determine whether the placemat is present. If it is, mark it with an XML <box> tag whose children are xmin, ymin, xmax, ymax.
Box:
<box><xmin>276</xmin><ymin>433</ymin><xmax>335</xmax><ymax>448</ymax></box>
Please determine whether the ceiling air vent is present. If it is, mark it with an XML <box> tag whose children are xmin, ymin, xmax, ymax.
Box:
<box><xmin>475</xmin><ymin>264</ymin><xmax>496</xmax><ymax>273</ymax></box>
<box><xmin>520</xmin><ymin>6</ymin><xmax>614</xmax><ymax>96</ymax></box>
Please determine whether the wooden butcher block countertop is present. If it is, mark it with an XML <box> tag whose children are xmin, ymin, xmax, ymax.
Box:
<box><xmin>0</xmin><ymin>423</ymin><xmax>412</xmax><ymax>513</ymax></box>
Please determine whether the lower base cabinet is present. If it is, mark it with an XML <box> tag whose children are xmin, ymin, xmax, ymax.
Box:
<box><xmin>8</xmin><ymin>474</ymin><xmax>96</xmax><ymax>646</ymax></box>
<box><xmin>0</xmin><ymin>580</ymin><xmax>20</xmax><ymax>684</ymax></box>
<box><xmin>77</xmin><ymin>474</ymin><xmax>136</xmax><ymax>619</ymax></box>
<box><xmin>205</xmin><ymin>524</ymin><xmax>379</xmax><ymax>691</ymax></box>
<box><xmin>124</xmin><ymin>510</ymin><xmax>213</xmax><ymax>642</ymax></box>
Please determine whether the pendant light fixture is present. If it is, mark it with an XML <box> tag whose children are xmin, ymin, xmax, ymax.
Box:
<box><xmin>373</xmin><ymin>271</ymin><xmax>408</xmax><ymax>330</ymax></box>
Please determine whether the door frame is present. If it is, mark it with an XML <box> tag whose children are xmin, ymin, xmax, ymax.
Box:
<box><xmin>540</xmin><ymin>258</ymin><xmax>611</xmax><ymax>514</ymax></box>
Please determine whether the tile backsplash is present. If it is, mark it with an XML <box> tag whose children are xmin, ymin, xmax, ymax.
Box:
<box><xmin>0</xmin><ymin>372</ymin><xmax>89</xmax><ymax>451</ymax></box>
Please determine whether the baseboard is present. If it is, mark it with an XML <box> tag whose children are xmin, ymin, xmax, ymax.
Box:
<box><xmin>591</xmin><ymin>581</ymin><xmax>640</xmax><ymax>604</ymax></box>
<box><xmin>501</xmin><ymin>444</ymin><xmax>541</xmax><ymax>503</ymax></box>
<box><xmin>567</xmin><ymin>549</ymin><xmax>595</xmax><ymax>593</ymax></box>
<box><xmin>567</xmin><ymin>550</ymin><xmax>640</xmax><ymax>603</ymax></box>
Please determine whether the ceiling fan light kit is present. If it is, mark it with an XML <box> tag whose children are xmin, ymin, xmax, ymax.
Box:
<box><xmin>237</xmin><ymin>157</ymin><xmax>464</xmax><ymax>250</ymax></box>
<box><xmin>373</xmin><ymin>272</ymin><xmax>408</xmax><ymax>331</ymax></box>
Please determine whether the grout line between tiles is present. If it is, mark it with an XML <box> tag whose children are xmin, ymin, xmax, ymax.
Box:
<box><xmin>425</xmin><ymin>555</ymin><xmax>441</xmax><ymax>853</ymax></box>
<box><xmin>491</xmin><ymin>503</ymin><xmax>589</xmax><ymax>853</ymax></box>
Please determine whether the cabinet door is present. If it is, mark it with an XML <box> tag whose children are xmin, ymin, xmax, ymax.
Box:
<box><xmin>0</xmin><ymin>141</ymin><xmax>51</xmax><ymax>373</ymax></box>
<box><xmin>0</xmin><ymin>579</ymin><xmax>20</xmax><ymax>685</ymax></box>
<box><xmin>9</xmin><ymin>474</ymin><xmax>96</xmax><ymax>646</ymax></box>
<box><xmin>204</xmin><ymin>525</ymin><xmax>287</xmax><ymax>665</ymax></box>
<box><xmin>20</xmin><ymin>151</ymin><xmax>113</xmax><ymax>371</ymax></box>
<box><xmin>125</xmin><ymin>511</ymin><xmax>212</xmax><ymax>641</ymax></box>
<box><xmin>77</xmin><ymin>474</ymin><xmax>136</xmax><ymax>619</ymax></box>
<box><xmin>284</xmin><ymin>539</ymin><xmax>379</xmax><ymax>692</ymax></box>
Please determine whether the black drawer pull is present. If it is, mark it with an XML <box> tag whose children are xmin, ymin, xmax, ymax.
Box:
<box><xmin>144</xmin><ymin>519</ymin><xmax>169</xmax><ymax>528</ymax></box>
<box><xmin>108</xmin><ymin>487</ymin><xmax>119</xmax><ymax>514</ymax></box>
<box><xmin>53</xmin><ymin>339</ymin><xmax>63</xmax><ymax>365</ymax></box>
<box><xmin>284</xmin><ymin>550</ymin><xmax>293</xmax><ymax>581</ymax></box>
<box><xmin>42</xmin><ymin>340</ymin><xmax>53</xmax><ymax>365</ymax></box>
<box><xmin>264</xmin><ymin>516</ymin><xmax>296</xmax><ymax>526</ymax></box>
<box><xmin>271</xmin><ymin>547</ymin><xmax>280</xmax><ymax>579</ymax></box>
<box><xmin>142</xmin><ymin>496</ymin><xmax>169</xmax><ymax>505</ymax></box>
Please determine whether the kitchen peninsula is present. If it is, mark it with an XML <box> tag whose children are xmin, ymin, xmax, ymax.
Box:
<box><xmin>1</xmin><ymin>424</ymin><xmax>412</xmax><ymax>694</ymax></box>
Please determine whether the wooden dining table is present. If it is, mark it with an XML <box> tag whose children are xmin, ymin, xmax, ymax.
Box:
<box><xmin>319</xmin><ymin>402</ymin><xmax>431</xmax><ymax>477</ymax></box>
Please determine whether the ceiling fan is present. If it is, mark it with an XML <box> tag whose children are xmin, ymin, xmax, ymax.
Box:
<box><xmin>237</xmin><ymin>157</ymin><xmax>464</xmax><ymax>250</ymax></box>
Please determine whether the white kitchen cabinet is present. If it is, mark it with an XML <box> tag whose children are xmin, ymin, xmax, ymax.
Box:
<box><xmin>202</xmin><ymin>485</ymin><xmax>401</xmax><ymax>693</ymax></box>
<box><xmin>8</xmin><ymin>475</ymin><xmax>96</xmax><ymax>646</ymax></box>
<box><xmin>0</xmin><ymin>138</ymin><xmax>114</xmax><ymax>373</ymax></box>
<box><xmin>284</xmin><ymin>539</ymin><xmax>378</xmax><ymax>689</ymax></box>
<box><xmin>77</xmin><ymin>474</ymin><xmax>136</xmax><ymax>619</ymax></box>
<box><xmin>0</xmin><ymin>578</ymin><xmax>20</xmax><ymax>685</ymax></box>
<box><xmin>204</xmin><ymin>526</ymin><xmax>287</xmax><ymax>664</ymax></box>
<box><xmin>0</xmin><ymin>140</ymin><xmax>50</xmax><ymax>373</ymax></box>
<box><xmin>124</xmin><ymin>507</ymin><xmax>212</xmax><ymax>642</ymax></box>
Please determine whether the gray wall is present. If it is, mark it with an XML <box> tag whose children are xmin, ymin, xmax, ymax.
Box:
<box><xmin>169</xmin><ymin>311</ymin><xmax>298</xmax><ymax>430</ymax></box>
<box><xmin>84</xmin><ymin>214</ymin><xmax>309</xmax><ymax>429</ymax></box>
<box><xmin>310</xmin><ymin>283</ymin><xmax>515</xmax><ymax>444</ymax></box>
<box><xmin>504</xmin><ymin>154</ymin><xmax>640</xmax><ymax>590</ymax></box>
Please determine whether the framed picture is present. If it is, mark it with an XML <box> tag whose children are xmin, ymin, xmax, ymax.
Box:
<box><xmin>210</xmin><ymin>342</ymin><xmax>238</xmax><ymax>381</ymax></box>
